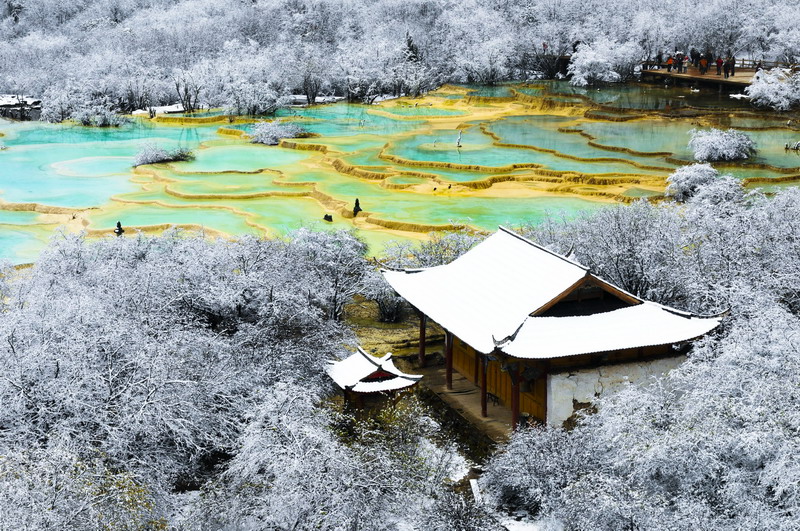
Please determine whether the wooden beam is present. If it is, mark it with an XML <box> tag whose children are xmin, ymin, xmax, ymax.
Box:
<box><xmin>531</xmin><ymin>272</ymin><xmax>591</xmax><ymax>315</ymax></box>
<box><xmin>445</xmin><ymin>331</ymin><xmax>454</xmax><ymax>390</ymax></box>
<box><xmin>480</xmin><ymin>354</ymin><xmax>488</xmax><ymax>417</ymax></box>
<box><xmin>417</xmin><ymin>311</ymin><xmax>427</xmax><ymax>367</ymax></box>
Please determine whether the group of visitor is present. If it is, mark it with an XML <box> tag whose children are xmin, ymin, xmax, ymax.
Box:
<box><xmin>655</xmin><ymin>48</ymin><xmax>742</xmax><ymax>77</ymax></box>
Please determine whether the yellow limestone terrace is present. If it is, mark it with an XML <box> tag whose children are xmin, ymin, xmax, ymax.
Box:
<box><xmin>381</xmin><ymin>227</ymin><xmax>722</xmax><ymax>427</ymax></box>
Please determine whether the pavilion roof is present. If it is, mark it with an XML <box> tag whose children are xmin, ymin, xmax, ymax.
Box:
<box><xmin>382</xmin><ymin>227</ymin><xmax>722</xmax><ymax>358</ymax></box>
<box><xmin>327</xmin><ymin>347</ymin><xmax>422</xmax><ymax>393</ymax></box>
<box><xmin>500</xmin><ymin>301</ymin><xmax>721</xmax><ymax>359</ymax></box>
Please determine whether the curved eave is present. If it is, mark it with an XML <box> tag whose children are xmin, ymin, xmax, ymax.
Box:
<box><xmin>500</xmin><ymin>301</ymin><xmax>723</xmax><ymax>360</ymax></box>
<box><xmin>327</xmin><ymin>347</ymin><xmax>423</xmax><ymax>390</ymax></box>
<box><xmin>348</xmin><ymin>375</ymin><xmax>423</xmax><ymax>394</ymax></box>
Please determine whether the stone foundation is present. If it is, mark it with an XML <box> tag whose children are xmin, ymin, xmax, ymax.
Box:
<box><xmin>546</xmin><ymin>355</ymin><xmax>685</xmax><ymax>427</ymax></box>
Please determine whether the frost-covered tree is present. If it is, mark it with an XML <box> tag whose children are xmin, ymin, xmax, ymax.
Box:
<box><xmin>0</xmin><ymin>229</ymin><xmax>489</xmax><ymax>527</ymax></box>
<box><xmin>746</xmin><ymin>67</ymin><xmax>800</xmax><ymax>111</ymax></box>
<box><xmin>689</xmin><ymin>128</ymin><xmax>757</xmax><ymax>162</ymax></box>
<box><xmin>250</xmin><ymin>120</ymin><xmax>307</xmax><ymax>146</ymax></box>
<box><xmin>568</xmin><ymin>38</ymin><xmax>640</xmax><ymax>87</ymax></box>
<box><xmin>133</xmin><ymin>143</ymin><xmax>194</xmax><ymax>166</ymax></box>
<box><xmin>665</xmin><ymin>163</ymin><xmax>721</xmax><ymax>201</ymax></box>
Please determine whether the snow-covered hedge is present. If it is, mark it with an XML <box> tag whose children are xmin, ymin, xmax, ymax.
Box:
<box><xmin>745</xmin><ymin>68</ymin><xmax>800</xmax><ymax>111</ymax></box>
<box><xmin>133</xmin><ymin>143</ymin><xmax>194</xmax><ymax>166</ymax></box>
<box><xmin>688</xmin><ymin>128</ymin><xmax>756</xmax><ymax>162</ymax></box>
<box><xmin>250</xmin><ymin>120</ymin><xmax>307</xmax><ymax>145</ymax></box>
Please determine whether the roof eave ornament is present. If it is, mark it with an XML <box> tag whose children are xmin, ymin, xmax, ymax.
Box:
<box><xmin>492</xmin><ymin>319</ymin><xmax>527</xmax><ymax>349</ymax></box>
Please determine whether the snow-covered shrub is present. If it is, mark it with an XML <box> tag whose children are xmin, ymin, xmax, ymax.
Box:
<box><xmin>250</xmin><ymin>120</ymin><xmax>307</xmax><ymax>145</ymax></box>
<box><xmin>665</xmin><ymin>163</ymin><xmax>720</xmax><ymax>201</ymax></box>
<box><xmin>687</xmin><ymin>174</ymin><xmax>744</xmax><ymax>207</ymax></box>
<box><xmin>745</xmin><ymin>68</ymin><xmax>800</xmax><ymax>111</ymax></box>
<box><xmin>133</xmin><ymin>143</ymin><xmax>194</xmax><ymax>166</ymax></box>
<box><xmin>72</xmin><ymin>105</ymin><xmax>127</xmax><ymax>127</ymax></box>
<box><xmin>688</xmin><ymin>128</ymin><xmax>756</xmax><ymax>162</ymax></box>
<box><xmin>568</xmin><ymin>38</ymin><xmax>641</xmax><ymax>86</ymax></box>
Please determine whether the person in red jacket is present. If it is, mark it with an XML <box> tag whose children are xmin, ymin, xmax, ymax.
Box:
<box><xmin>716</xmin><ymin>57</ymin><xmax>723</xmax><ymax>75</ymax></box>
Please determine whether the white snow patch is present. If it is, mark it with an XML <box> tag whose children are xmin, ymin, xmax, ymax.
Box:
<box><xmin>132</xmin><ymin>103</ymin><xmax>185</xmax><ymax>115</ymax></box>
<box><xmin>499</xmin><ymin>516</ymin><xmax>545</xmax><ymax>530</ymax></box>
<box><xmin>0</xmin><ymin>94</ymin><xmax>39</xmax><ymax>106</ymax></box>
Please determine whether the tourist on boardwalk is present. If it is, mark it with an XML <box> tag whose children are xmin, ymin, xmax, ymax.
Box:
<box><xmin>666</xmin><ymin>55</ymin><xmax>674</xmax><ymax>72</ymax></box>
<box><xmin>723</xmin><ymin>58</ymin><xmax>731</xmax><ymax>78</ymax></box>
<box><xmin>716</xmin><ymin>57</ymin><xmax>723</xmax><ymax>75</ymax></box>
<box><xmin>699</xmin><ymin>56</ymin><xmax>708</xmax><ymax>74</ymax></box>
<box><xmin>730</xmin><ymin>56</ymin><xmax>736</xmax><ymax>76</ymax></box>
<box><xmin>690</xmin><ymin>48</ymin><xmax>699</xmax><ymax>66</ymax></box>
<box><xmin>676</xmin><ymin>54</ymin><xmax>684</xmax><ymax>74</ymax></box>
<box><xmin>656</xmin><ymin>50</ymin><xmax>663</xmax><ymax>67</ymax></box>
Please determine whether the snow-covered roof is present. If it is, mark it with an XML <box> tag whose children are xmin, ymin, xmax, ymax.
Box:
<box><xmin>382</xmin><ymin>227</ymin><xmax>721</xmax><ymax>358</ymax></box>
<box><xmin>0</xmin><ymin>94</ymin><xmax>39</xmax><ymax>106</ymax></box>
<box><xmin>131</xmin><ymin>103</ymin><xmax>185</xmax><ymax>115</ymax></box>
<box><xmin>327</xmin><ymin>347</ymin><xmax>422</xmax><ymax>393</ymax></box>
<box><xmin>382</xmin><ymin>227</ymin><xmax>593</xmax><ymax>354</ymax></box>
<box><xmin>500</xmin><ymin>301</ymin><xmax>721</xmax><ymax>359</ymax></box>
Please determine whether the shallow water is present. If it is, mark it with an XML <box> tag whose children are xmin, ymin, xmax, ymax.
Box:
<box><xmin>1</xmin><ymin>81</ymin><xmax>797</xmax><ymax>263</ymax></box>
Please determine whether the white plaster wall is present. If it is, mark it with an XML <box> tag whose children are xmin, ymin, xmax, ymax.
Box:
<box><xmin>546</xmin><ymin>355</ymin><xmax>686</xmax><ymax>427</ymax></box>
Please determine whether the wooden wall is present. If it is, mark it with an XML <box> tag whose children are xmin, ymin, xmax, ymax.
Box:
<box><xmin>453</xmin><ymin>338</ymin><xmax>547</xmax><ymax>423</ymax></box>
<box><xmin>452</xmin><ymin>338</ymin><xmax>676</xmax><ymax>424</ymax></box>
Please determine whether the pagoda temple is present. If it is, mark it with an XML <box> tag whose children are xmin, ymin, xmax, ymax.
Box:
<box><xmin>382</xmin><ymin>227</ymin><xmax>722</xmax><ymax>427</ymax></box>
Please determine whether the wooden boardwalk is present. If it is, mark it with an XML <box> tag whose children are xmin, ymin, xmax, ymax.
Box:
<box><xmin>641</xmin><ymin>64</ymin><xmax>757</xmax><ymax>87</ymax></box>
<box><xmin>417</xmin><ymin>362</ymin><xmax>513</xmax><ymax>443</ymax></box>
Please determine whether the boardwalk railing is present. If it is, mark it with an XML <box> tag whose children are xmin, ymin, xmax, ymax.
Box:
<box><xmin>642</xmin><ymin>58</ymin><xmax>798</xmax><ymax>72</ymax></box>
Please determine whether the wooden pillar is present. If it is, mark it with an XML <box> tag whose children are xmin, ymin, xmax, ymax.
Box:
<box><xmin>542</xmin><ymin>360</ymin><xmax>549</xmax><ymax>426</ymax></box>
<box><xmin>473</xmin><ymin>348</ymin><xmax>479</xmax><ymax>384</ymax></box>
<box><xmin>445</xmin><ymin>331</ymin><xmax>454</xmax><ymax>390</ymax></box>
<box><xmin>417</xmin><ymin>311</ymin><xmax>427</xmax><ymax>367</ymax></box>
<box><xmin>480</xmin><ymin>354</ymin><xmax>488</xmax><ymax>417</ymax></box>
<box><xmin>511</xmin><ymin>363</ymin><xmax>520</xmax><ymax>429</ymax></box>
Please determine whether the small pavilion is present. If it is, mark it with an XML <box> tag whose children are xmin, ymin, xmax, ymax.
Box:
<box><xmin>327</xmin><ymin>347</ymin><xmax>422</xmax><ymax>404</ymax></box>
<box><xmin>382</xmin><ymin>227</ymin><xmax>722</xmax><ymax>427</ymax></box>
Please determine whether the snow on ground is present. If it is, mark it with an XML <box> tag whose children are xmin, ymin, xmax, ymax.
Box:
<box><xmin>0</xmin><ymin>94</ymin><xmax>39</xmax><ymax>106</ymax></box>
<box><xmin>132</xmin><ymin>103</ymin><xmax>185</xmax><ymax>115</ymax></box>
<box><xmin>499</xmin><ymin>518</ymin><xmax>545</xmax><ymax>531</ymax></box>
